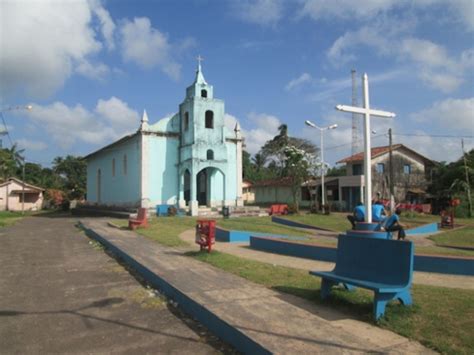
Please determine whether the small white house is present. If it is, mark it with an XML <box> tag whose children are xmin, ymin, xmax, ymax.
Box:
<box><xmin>0</xmin><ymin>178</ymin><xmax>44</xmax><ymax>211</ymax></box>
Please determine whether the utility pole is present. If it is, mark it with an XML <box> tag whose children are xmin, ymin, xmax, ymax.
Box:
<box><xmin>461</xmin><ymin>139</ymin><xmax>472</xmax><ymax>218</ymax></box>
<box><xmin>22</xmin><ymin>158</ymin><xmax>25</xmax><ymax>215</ymax></box>
<box><xmin>388</xmin><ymin>128</ymin><xmax>395</xmax><ymax>213</ymax></box>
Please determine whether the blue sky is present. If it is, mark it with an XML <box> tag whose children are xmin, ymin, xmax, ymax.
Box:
<box><xmin>1</xmin><ymin>0</ymin><xmax>473</xmax><ymax>167</ymax></box>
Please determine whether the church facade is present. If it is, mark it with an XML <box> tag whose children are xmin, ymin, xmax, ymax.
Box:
<box><xmin>85</xmin><ymin>63</ymin><xmax>244</xmax><ymax>216</ymax></box>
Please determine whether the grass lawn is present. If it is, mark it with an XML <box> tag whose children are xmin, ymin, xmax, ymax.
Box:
<box><xmin>429</xmin><ymin>225</ymin><xmax>474</xmax><ymax>250</ymax></box>
<box><xmin>282</xmin><ymin>213</ymin><xmax>350</xmax><ymax>232</ymax></box>
<box><xmin>217</xmin><ymin>216</ymin><xmax>310</xmax><ymax>237</ymax></box>
<box><xmin>113</xmin><ymin>216</ymin><xmax>197</xmax><ymax>247</ymax></box>
<box><xmin>189</xmin><ymin>250</ymin><xmax>474</xmax><ymax>355</ymax></box>
<box><xmin>0</xmin><ymin>211</ymin><xmax>24</xmax><ymax>228</ymax></box>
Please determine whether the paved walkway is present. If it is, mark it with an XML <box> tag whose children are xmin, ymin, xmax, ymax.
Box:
<box><xmin>82</xmin><ymin>218</ymin><xmax>435</xmax><ymax>354</ymax></box>
<box><xmin>179</xmin><ymin>231</ymin><xmax>474</xmax><ymax>290</ymax></box>
<box><xmin>0</xmin><ymin>216</ymin><xmax>233</xmax><ymax>354</ymax></box>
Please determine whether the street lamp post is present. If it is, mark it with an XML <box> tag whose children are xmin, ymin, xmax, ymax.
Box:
<box><xmin>305</xmin><ymin>120</ymin><xmax>338</xmax><ymax>214</ymax></box>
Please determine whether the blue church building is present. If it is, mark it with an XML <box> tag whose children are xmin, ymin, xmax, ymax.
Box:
<box><xmin>85</xmin><ymin>62</ymin><xmax>244</xmax><ymax>216</ymax></box>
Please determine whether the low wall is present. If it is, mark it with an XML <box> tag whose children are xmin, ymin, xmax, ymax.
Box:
<box><xmin>215</xmin><ymin>227</ymin><xmax>306</xmax><ymax>243</ymax></box>
<box><xmin>250</xmin><ymin>236</ymin><xmax>474</xmax><ymax>276</ymax></box>
<box><xmin>272</xmin><ymin>216</ymin><xmax>439</xmax><ymax>236</ymax></box>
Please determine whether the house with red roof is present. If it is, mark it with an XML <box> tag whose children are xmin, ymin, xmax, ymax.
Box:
<box><xmin>251</xmin><ymin>144</ymin><xmax>435</xmax><ymax>211</ymax></box>
<box><xmin>332</xmin><ymin>144</ymin><xmax>435</xmax><ymax>210</ymax></box>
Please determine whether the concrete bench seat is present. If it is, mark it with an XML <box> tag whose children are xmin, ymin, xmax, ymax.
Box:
<box><xmin>309</xmin><ymin>234</ymin><xmax>414</xmax><ymax>320</ymax></box>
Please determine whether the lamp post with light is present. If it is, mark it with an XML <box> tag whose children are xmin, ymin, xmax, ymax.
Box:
<box><xmin>305</xmin><ymin>120</ymin><xmax>338</xmax><ymax>214</ymax></box>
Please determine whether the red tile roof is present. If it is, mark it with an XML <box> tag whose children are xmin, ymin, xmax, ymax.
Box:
<box><xmin>337</xmin><ymin>145</ymin><xmax>402</xmax><ymax>164</ymax></box>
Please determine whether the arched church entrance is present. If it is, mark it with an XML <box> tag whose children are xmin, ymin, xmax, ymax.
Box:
<box><xmin>196</xmin><ymin>167</ymin><xmax>225</xmax><ymax>207</ymax></box>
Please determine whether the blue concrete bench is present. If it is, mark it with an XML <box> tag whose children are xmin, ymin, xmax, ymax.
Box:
<box><xmin>156</xmin><ymin>204</ymin><xmax>174</xmax><ymax>216</ymax></box>
<box><xmin>309</xmin><ymin>234</ymin><xmax>414</xmax><ymax>320</ymax></box>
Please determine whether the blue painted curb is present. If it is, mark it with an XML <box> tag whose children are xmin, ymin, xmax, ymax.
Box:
<box><xmin>271</xmin><ymin>216</ymin><xmax>334</xmax><ymax>231</ymax></box>
<box><xmin>215</xmin><ymin>226</ymin><xmax>306</xmax><ymax>243</ymax></box>
<box><xmin>250</xmin><ymin>236</ymin><xmax>474</xmax><ymax>276</ymax></box>
<box><xmin>80</xmin><ymin>223</ymin><xmax>270</xmax><ymax>355</ymax></box>
<box><xmin>406</xmin><ymin>223</ymin><xmax>438</xmax><ymax>235</ymax></box>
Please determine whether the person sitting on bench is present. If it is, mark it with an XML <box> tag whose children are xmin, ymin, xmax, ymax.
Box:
<box><xmin>372</xmin><ymin>200</ymin><xmax>387</xmax><ymax>223</ymax></box>
<box><xmin>384</xmin><ymin>208</ymin><xmax>406</xmax><ymax>240</ymax></box>
<box><xmin>347</xmin><ymin>202</ymin><xmax>365</xmax><ymax>229</ymax></box>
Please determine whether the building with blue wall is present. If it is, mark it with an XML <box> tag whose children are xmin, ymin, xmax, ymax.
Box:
<box><xmin>85</xmin><ymin>62</ymin><xmax>243</xmax><ymax>216</ymax></box>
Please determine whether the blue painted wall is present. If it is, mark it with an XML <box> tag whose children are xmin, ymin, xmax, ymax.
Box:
<box><xmin>86</xmin><ymin>134</ymin><xmax>141</xmax><ymax>206</ymax></box>
<box><xmin>250</xmin><ymin>236</ymin><xmax>474</xmax><ymax>276</ymax></box>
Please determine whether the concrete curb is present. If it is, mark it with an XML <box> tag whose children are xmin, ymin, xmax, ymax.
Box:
<box><xmin>79</xmin><ymin>223</ymin><xmax>270</xmax><ymax>354</ymax></box>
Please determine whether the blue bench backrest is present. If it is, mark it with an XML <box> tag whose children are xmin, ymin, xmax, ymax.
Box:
<box><xmin>334</xmin><ymin>234</ymin><xmax>413</xmax><ymax>286</ymax></box>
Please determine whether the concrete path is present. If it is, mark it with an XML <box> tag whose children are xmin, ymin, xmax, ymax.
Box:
<box><xmin>82</xmin><ymin>218</ymin><xmax>435</xmax><ymax>354</ymax></box>
<box><xmin>0</xmin><ymin>216</ymin><xmax>234</xmax><ymax>354</ymax></box>
<box><xmin>182</xmin><ymin>231</ymin><xmax>474</xmax><ymax>290</ymax></box>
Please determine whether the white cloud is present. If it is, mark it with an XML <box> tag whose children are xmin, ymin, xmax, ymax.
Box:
<box><xmin>95</xmin><ymin>97</ymin><xmax>140</xmax><ymax>128</ymax></box>
<box><xmin>90</xmin><ymin>0</ymin><xmax>116</xmax><ymax>50</ymax></box>
<box><xmin>327</xmin><ymin>25</ymin><xmax>470</xmax><ymax>93</ymax></box>
<box><xmin>0</xmin><ymin>0</ymin><xmax>114</xmax><ymax>99</ymax></box>
<box><xmin>16</xmin><ymin>139</ymin><xmax>48</xmax><ymax>152</ymax></box>
<box><xmin>285</xmin><ymin>73</ymin><xmax>312</xmax><ymax>91</ymax></box>
<box><xmin>309</xmin><ymin>69</ymin><xmax>404</xmax><ymax>102</ymax></box>
<box><xmin>24</xmin><ymin>98</ymin><xmax>139</xmax><ymax>149</ymax></box>
<box><xmin>410</xmin><ymin>98</ymin><xmax>474</xmax><ymax>132</ymax></box>
<box><xmin>243</xmin><ymin>112</ymin><xmax>282</xmax><ymax>154</ymax></box>
<box><xmin>299</xmin><ymin>0</ymin><xmax>401</xmax><ymax>21</ymax></box>
<box><xmin>225</xmin><ymin>112</ymin><xmax>281</xmax><ymax>154</ymax></box>
<box><xmin>76</xmin><ymin>60</ymin><xmax>110</xmax><ymax>80</ymax></box>
<box><xmin>300</xmin><ymin>0</ymin><xmax>474</xmax><ymax>32</ymax></box>
<box><xmin>119</xmin><ymin>17</ymin><xmax>181</xmax><ymax>80</ymax></box>
<box><xmin>232</xmin><ymin>0</ymin><xmax>284</xmax><ymax>26</ymax></box>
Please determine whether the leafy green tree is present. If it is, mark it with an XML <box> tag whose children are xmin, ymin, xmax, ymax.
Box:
<box><xmin>259</xmin><ymin>124</ymin><xmax>318</xmax><ymax>177</ymax></box>
<box><xmin>53</xmin><ymin>155</ymin><xmax>87</xmax><ymax>200</ymax></box>
<box><xmin>282</xmin><ymin>145</ymin><xmax>316</xmax><ymax>212</ymax></box>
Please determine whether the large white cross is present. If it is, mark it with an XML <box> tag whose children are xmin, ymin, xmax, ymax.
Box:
<box><xmin>336</xmin><ymin>73</ymin><xmax>396</xmax><ymax>223</ymax></box>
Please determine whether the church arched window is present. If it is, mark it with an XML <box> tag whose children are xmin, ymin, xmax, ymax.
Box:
<box><xmin>207</xmin><ymin>149</ymin><xmax>214</xmax><ymax>160</ymax></box>
<box><xmin>123</xmin><ymin>154</ymin><xmax>127</xmax><ymax>175</ymax></box>
<box><xmin>184</xmin><ymin>112</ymin><xmax>189</xmax><ymax>131</ymax></box>
<box><xmin>205</xmin><ymin>110</ymin><xmax>213</xmax><ymax>129</ymax></box>
<box><xmin>201</xmin><ymin>89</ymin><xmax>208</xmax><ymax>98</ymax></box>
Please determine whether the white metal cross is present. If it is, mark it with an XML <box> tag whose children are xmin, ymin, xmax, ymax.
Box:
<box><xmin>197</xmin><ymin>55</ymin><xmax>204</xmax><ymax>68</ymax></box>
<box><xmin>336</xmin><ymin>73</ymin><xmax>396</xmax><ymax>223</ymax></box>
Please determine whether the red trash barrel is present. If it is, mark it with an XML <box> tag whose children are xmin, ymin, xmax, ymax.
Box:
<box><xmin>195</xmin><ymin>219</ymin><xmax>216</xmax><ymax>252</ymax></box>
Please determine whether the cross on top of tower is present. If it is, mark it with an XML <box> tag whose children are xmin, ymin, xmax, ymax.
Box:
<box><xmin>197</xmin><ymin>55</ymin><xmax>204</xmax><ymax>70</ymax></box>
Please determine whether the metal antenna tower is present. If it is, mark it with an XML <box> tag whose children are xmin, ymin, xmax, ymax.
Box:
<box><xmin>351</xmin><ymin>69</ymin><xmax>361</xmax><ymax>155</ymax></box>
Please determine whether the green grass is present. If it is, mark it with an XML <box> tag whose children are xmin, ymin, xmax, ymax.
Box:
<box><xmin>0</xmin><ymin>211</ymin><xmax>24</xmax><ymax>228</ymax></box>
<box><xmin>429</xmin><ymin>225</ymin><xmax>474</xmax><ymax>250</ymax></box>
<box><xmin>189</xmin><ymin>250</ymin><xmax>474</xmax><ymax>354</ymax></box>
<box><xmin>282</xmin><ymin>213</ymin><xmax>350</xmax><ymax>232</ymax></box>
<box><xmin>113</xmin><ymin>216</ymin><xmax>197</xmax><ymax>247</ymax></box>
<box><xmin>217</xmin><ymin>216</ymin><xmax>310</xmax><ymax>236</ymax></box>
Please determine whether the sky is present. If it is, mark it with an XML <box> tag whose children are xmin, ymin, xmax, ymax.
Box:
<box><xmin>1</xmin><ymin>0</ymin><xmax>473</xmax><ymax>168</ymax></box>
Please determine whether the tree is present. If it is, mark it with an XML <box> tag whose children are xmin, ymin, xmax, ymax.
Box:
<box><xmin>0</xmin><ymin>144</ymin><xmax>25</xmax><ymax>181</ymax></box>
<box><xmin>259</xmin><ymin>125</ymin><xmax>318</xmax><ymax>177</ymax></box>
<box><xmin>53</xmin><ymin>155</ymin><xmax>87</xmax><ymax>200</ymax></box>
<box><xmin>282</xmin><ymin>145</ymin><xmax>316</xmax><ymax>212</ymax></box>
